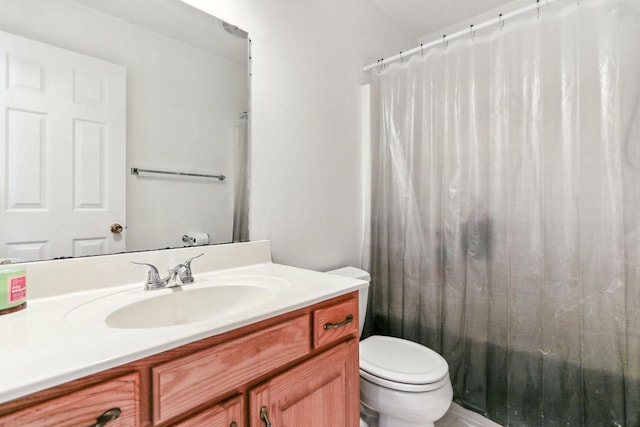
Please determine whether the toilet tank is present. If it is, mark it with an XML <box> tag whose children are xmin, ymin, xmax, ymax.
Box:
<box><xmin>326</xmin><ymin>267</ymin><xmax>370</xmax><ymax>336</ymax></box>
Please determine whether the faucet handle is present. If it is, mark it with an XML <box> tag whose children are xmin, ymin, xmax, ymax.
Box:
<box><xmin>174</xmin><ymin>253</ymin><xmax>203</xmax><ymax>284</ymax></box>
<box><xmin>132</xmin><ymin>262</ymin><xmax>170</xmax><ymax>290</ymax></box>
<box><xmin>183</xmin><ymin>253</ymin><xmax>204</xmax><ymax>268</ymax></box>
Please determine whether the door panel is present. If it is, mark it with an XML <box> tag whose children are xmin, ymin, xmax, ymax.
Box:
<box><xmin>0</xmin><ymin>29</ymin><xmax>126</xmax><ymax>261</ymax></box>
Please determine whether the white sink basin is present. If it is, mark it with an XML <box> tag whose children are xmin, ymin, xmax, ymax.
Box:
<box><xmin>65</xmin><ymin>275</ymin><xmax>290</xmax><ymax>329</ymax></box>
<box><xmin>106</xmin><ymin>284</ymin><xmax>273</xmax><ymax>328</ymax></box>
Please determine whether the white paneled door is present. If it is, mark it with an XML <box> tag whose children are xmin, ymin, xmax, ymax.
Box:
<box><xmin>0</xmin><ymin>30</ymin><xmax>126</xmax><ymax>261</ymax></box>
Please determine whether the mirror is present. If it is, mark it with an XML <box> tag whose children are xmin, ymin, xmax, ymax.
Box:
<box><xmin>0</xmin><ymin>0</ymin><xmax>249</xmax><ymax>263</ymax></box>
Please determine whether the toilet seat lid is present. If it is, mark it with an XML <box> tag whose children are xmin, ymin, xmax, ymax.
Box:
<box><xmin>360</xmin><ymin>335</ymin><xmax>449</xmax><ymax>385</ymax></box>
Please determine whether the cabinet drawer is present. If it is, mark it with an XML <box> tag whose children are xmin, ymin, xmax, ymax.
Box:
<box><xmin>313</xmin><ymin>296</ymin><xmax>358</xmax><ymax>348</ymax></box>
<box><xmin>0</xmin><ymin>373</ymin><xmax>140</xmax><ymax>427</ymax></box>
<box><xmin>152</xmin><ymin>314</ymin><xmax>310</xmax><ymax>424</ymax></box>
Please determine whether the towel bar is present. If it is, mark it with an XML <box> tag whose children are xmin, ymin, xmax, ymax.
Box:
<box><xmin>130</xmin><ymin>167</ymin><xmax>225</xmax><ymax>181</ymax></box>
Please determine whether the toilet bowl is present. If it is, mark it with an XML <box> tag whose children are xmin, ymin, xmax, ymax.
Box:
<box><xmin>360</xmin><ymin>335</ymin><xmax>453</xmax><ymax>426</ymax></box>
<box><xmin>327</xmin><ymin>267</ymin><xmax>453</xmax><ymax>427</ymax></box>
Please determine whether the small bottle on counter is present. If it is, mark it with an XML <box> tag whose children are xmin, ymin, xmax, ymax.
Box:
<box><xmin>0</xmin><ymin>265</ymin><xmax>27</xmax><ymax>315</ymax></box>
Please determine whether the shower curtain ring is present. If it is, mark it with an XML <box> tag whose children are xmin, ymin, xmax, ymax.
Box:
<box><xmin>498</xmin><ymin>13</ymin><xmax>505</xmax><ymax>31</ymax></box>
<box><xmin>420</xmin><ymin>43</ymin><xmax>424</xmax><ymax>57</ymax></box>
<box><xmin>537</xmin><ymin>0</ymin><xmax>541</xmax><ymax>19</ymax></box>
<box><xmin>400</xmin><ymin>51</ymin><xmax>403</xmax><ymax>64</ymax></box>
<box><xmin>470</xmin><ymin>24</ymin><xmax>475</xmax><ymax>41</ymax></box>
<box><xmin>442</xmin><ymin>35</ymin><xmax>448</xmax><ymax>50</ymax></box>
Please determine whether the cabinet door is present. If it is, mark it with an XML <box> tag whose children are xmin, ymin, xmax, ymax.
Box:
<box><xmin>0</xmin><ymin>373</ymin><xmax>139</xmax><ymax>427</ymax></box>
<box><xmin>170</xmin><ymin>395</ymin><xmax>243</xmax><ymax>427</ymax></box>
<box><xmin>250</xmin><ymin>339</ymin><xmax>359</xmax><ymax>427</ymax></box>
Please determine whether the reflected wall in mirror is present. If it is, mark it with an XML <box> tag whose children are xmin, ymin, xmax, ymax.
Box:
<box><xmin>0</xmin><ymin>0</ymin><xmax>249</xmax><ymax>263</ymax></box>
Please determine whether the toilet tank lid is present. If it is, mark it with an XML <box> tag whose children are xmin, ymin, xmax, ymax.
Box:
<box><xmin>326</xmin><ymin>266</ymin><xmax>371</xmax><ymax>281</ymax></box>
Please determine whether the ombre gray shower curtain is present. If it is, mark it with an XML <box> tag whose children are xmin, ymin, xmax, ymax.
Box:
<box><xmin>367</xmin><ymin>0</ymin><xmax>640</xmax><ymax>425</ymax></box>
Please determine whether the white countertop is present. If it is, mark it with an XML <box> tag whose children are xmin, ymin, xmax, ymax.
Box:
<box><xmin>0</xmin><ymin>261</ymin><xmax>367</xmax><ymax>404</ymax></box>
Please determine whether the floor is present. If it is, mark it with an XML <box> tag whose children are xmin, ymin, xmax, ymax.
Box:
<box><xmin>361</xmin><ymin>402</ymin><xmax>503</xmax><ymax>427</ymax></box>
<box><xmin>435</xmin><ymin>403</ymin><xmax>503</xmax><ymax>427</ymax></box>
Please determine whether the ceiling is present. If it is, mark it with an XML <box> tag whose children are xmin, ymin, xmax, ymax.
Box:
<box><xmin>72</xmin><ymin>0</ymin><xmax>247</xmax><ymax>64</ymax></box>
<box><xmin>73</xmin><ymin>0</ymin><xmax>523</xmax><ymax>67</ymax></box>
<box><xmin>370</xmin><ymin>0</ymin><xmax>519</xmax><ymax>41</ymax></box>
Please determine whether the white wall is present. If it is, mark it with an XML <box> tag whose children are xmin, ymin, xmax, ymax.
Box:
<box><xmin>183</xmin><ymin>0</ymin><xmax>415</xmax><ymax>270</ymax></box>
<box><xmin>0</xmin><ymin>0</ymin><xmax>246</xmax><ymax>251</ymax></box>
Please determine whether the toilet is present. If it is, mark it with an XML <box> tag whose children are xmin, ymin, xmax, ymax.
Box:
<box><xmin>328</xmin><ymin>267</ymin><xmax>453</xmax><ymax>427</ymax></box>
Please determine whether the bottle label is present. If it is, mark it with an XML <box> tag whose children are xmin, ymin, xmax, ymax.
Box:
<box><xmin>9</xmin><ymin>275</ymin><xmax>26</xmax><ymax>303</ymax></box>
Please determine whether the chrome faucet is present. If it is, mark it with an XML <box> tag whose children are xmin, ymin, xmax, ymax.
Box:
<box><xmin>132</xmin><ymin>253</ymin><xmax>204</xmax><ymax>291</ymax></box>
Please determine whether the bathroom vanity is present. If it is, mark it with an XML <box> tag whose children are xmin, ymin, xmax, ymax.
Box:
<box><xmin>0</xmin><ymin>242</ymin><xmax>365</xmax><ymax>426</ymax></box>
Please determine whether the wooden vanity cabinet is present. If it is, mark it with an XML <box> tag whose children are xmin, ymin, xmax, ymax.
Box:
<box><xmin>0</xmin><ymin>292</ymin><xmax>360</xmax><ymax>427</ymax></box>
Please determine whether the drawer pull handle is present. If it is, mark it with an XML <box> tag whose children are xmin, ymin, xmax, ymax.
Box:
<box><xmin>323</xmin><ymin>314</ymin><xmax>354</xmax><ymax>330</ymax></box>
<box><xmin>230</xmin><ymin>422</ymin><xmax>238</xmax><ymax>427</ymax></box>
<box><xmin>88</xmin><ymin>407</ymin><xmax>121</xmax><ymax>427</ymax></box>
<box><xmin>260</xmin><ymin>406</ymin><xmax>272</xmax><ymax>427</ymax></box>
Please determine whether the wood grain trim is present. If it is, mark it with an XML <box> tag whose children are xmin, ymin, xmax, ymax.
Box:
<box><xmin>152</xmin><ymin>314</ymin><xmax>310</xmax><ymax>425</ymax></box>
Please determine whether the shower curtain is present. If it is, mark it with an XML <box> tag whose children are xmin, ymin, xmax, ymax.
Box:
<box><xmin>368</xmin><ymin>0</ymin><xmax>640</xmax><ymax>425</ymax></box>
<box><xmin>232</xmin><ymin>115</ymin><xmax>249</xmax><ymax>242</ymax></box>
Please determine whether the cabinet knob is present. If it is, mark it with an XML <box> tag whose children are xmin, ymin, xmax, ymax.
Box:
<box><xmin>260</xmin><ymin>406</ymin><xmax>272</xmax><ymax>427</ymax></box>
<box><xmin>88</xmin><ymin>407</ymin><xmax>121</xmax><ymax>427</ymax></box>
<box><xmin>230</xmin><ymin>423</ymin><xmax>238</xmax><ymax>427</ymax></box>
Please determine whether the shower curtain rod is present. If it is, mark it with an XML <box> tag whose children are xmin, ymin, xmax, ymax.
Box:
<box><xmin>363</xmin><ymin>0</ymin><xmax>562</xmax><ymax>72</ymax></box>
